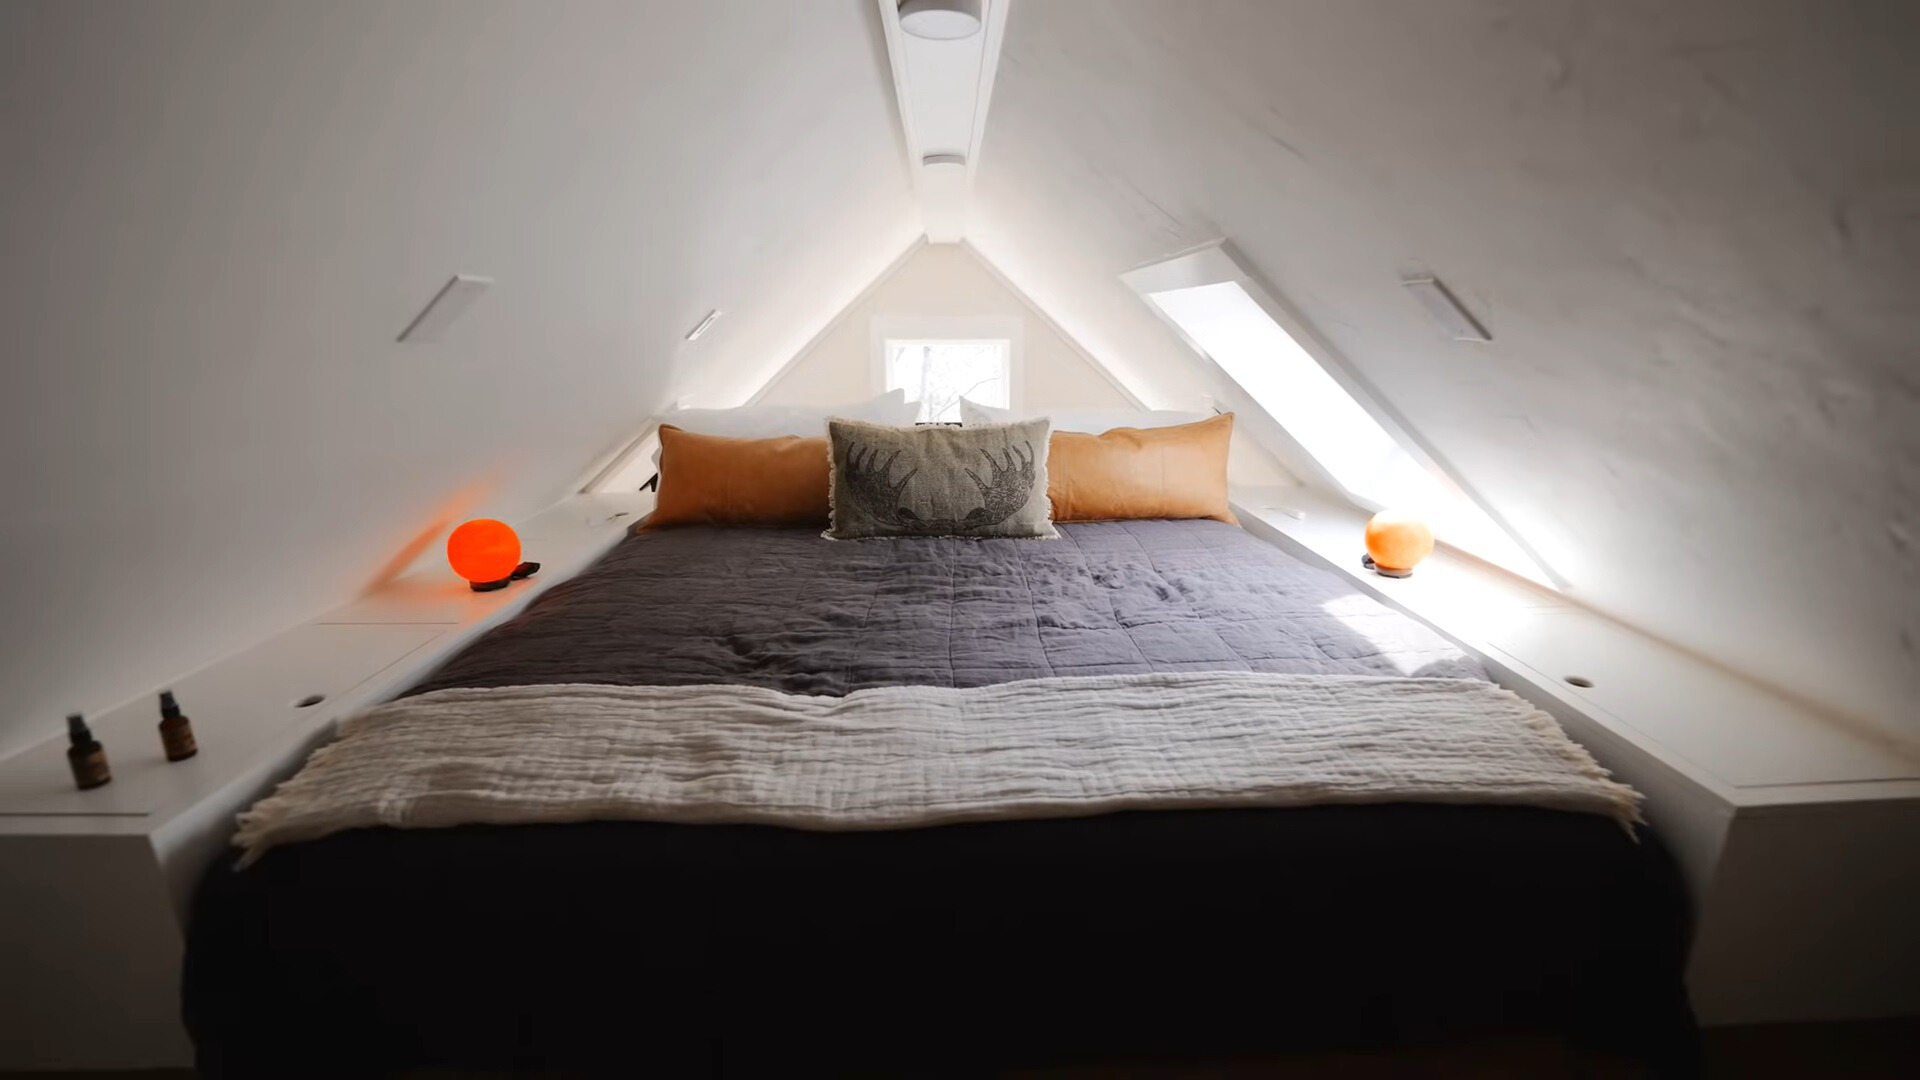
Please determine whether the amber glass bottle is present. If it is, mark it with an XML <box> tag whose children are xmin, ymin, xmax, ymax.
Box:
<box><xmin>66</xmin><ymin>714</ymin><xmax>111</xmax><ymax>790</ymax></box>
<box><xmin>158</xmin><ymin>690</ymin><xmax>198</xmax><ymax>762</ymax></box>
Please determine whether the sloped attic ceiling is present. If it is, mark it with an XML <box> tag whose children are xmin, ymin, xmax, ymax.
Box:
<box><xmin>3</xmin><ymin>0</ymin><xmax>1914</xmax><ymax>763</ymax></box>
<box><xmin>0</xmin><ymin>0</ymin><xmax>918</xmax><ymax>759</ymax></box>
<box><xmin>969</xmin><ymin>0</ymin><xmax>1919</xmax><ymax>739</ymax></box>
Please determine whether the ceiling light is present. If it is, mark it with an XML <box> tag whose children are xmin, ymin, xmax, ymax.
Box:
<box><xmin>899</xmin><ymin>0</ymin><xmax>983</xmax><ymax>41</ymax></box>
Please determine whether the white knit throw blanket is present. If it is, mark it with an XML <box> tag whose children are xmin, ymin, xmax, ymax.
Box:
<box><xmin>233</xmin><ymin>672</ymin><xmax>1641</xmax><ymax>864</ymax></box>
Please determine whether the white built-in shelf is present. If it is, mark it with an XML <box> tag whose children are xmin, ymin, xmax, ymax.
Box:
<box><xmin>0</xmin><ymin>491</ymin><xmax>653</xmax><ymax>837</ymax></box>
<box><xmin>318</xmin><ymin>494</ymin><xmax>649</xmax><ymax>626</ymax></box>
<box><xmin>0</xmin><ymin>625</ymin><xmax>444</xmax><ymax>820</ymax></box>
<box><xmin>1231</xmin><ymin>486</ymin><xmax>1920</xmax><ymax>806</ymax></box>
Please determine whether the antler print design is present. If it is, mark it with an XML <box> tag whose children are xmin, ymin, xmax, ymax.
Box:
<box><xmin>959</xmin><ymin>441</ymin><xmax>1037</xmax><ymax>530</ymax></box>
<box><xmin>842</xmin><ymin>445</ymin><xmax>917</xmax><ymax>526</ymax></box>
<box><xmin>842</xmin><ymin>440</ymin><xmax>1036</xmax><ymax>534</ymax></box>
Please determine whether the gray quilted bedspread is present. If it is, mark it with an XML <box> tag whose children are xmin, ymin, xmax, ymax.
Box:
<box><xmin>406</xmin><ymin>519</ymin><xmax>1485</xmax><ymax>697</ymax></box>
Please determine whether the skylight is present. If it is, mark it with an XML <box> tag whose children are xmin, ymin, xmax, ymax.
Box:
<box><xmin>1126</xmin><ymin>247</ymin><xmax>1557</xmax><ymax>588</ymax></box>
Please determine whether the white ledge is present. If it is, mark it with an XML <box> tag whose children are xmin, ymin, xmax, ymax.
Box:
<box><xmin>1232</xmin><ymin>486</ymin><xmax>1920</xmax><ymax>807</ymax></box>
<box><xmin>0</xmin><ymin>491</ymin><xmax>655</xmax><ymax>839</ymax></box>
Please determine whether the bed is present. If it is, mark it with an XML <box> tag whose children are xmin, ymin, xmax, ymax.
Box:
<box><xmin>184</xmin><ymin>520</ymin><xmax>1695</xmax><ymax>1075</ymax></box>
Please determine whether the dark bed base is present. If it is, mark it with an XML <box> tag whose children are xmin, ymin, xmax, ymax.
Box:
<box><xmin>185</xmin><ymin>802</ymin><xmax>1696</xmax><ymax>1077</ymax></box>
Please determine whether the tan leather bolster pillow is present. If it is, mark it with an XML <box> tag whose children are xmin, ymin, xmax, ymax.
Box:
<box><xmin>1048</xmin><ymin>412</ymin><xmax>1237</xmax><ymax>524</ymax></box>
<box><xmin>648</xmin><ymin>424</ymin><xmax>830</xmax><ymax>528</ymax></box>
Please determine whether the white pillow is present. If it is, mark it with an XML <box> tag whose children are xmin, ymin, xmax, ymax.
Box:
<box><xmin>959</xmin><ymin>398</ymin><xmax>1210</xmax><ymax>434</ymax></box>
<box><xmin>652</xmin><ymin>390</ymin><xmax>918</xmax><ymax>465</ymax></box>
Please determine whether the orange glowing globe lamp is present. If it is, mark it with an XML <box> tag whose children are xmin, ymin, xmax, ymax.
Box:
<box><xmin>447</xmin><ymin>519</ymin><xmax>522</xmax><ymax>590</ymax></box>
<box><xmin>1363</xmin><ymin>509</ymin><xmax>1434</xmax><ymax>579</ymax></box>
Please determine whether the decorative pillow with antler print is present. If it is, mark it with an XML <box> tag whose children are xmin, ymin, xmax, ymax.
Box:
<box><xmin>825</xmin><ymin>417</ymin><xmax>1057</xmax><ymax>540</ymax></box>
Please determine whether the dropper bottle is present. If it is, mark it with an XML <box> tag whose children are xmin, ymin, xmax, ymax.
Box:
<box><xmin>66</xmin><ymin>714</ymin><xmax>112</xmax><ymax>790</ymax></box>
<box><xmin>158</xmin><ymin>690</ymin><xmax>198</xmax><ymax>762</ymax></box>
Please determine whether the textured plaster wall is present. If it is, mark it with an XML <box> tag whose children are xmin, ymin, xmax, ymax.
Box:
<box><xmin>3</xmin><ymin>0</ymin><xmax>1913</xmax><ymax>761</ymax></box>
<box><xmin>973</xmin><ymin>0</ymin><xmax>1920</xmax><ymax>737</ymax></box>
<box><xmin>0</xmin><ymin>0</ymin><xmax>919</xmax><ymax>760</ymax></box>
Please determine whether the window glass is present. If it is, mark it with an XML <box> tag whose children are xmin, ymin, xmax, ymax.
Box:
<box><xmin>884</xmin><ymin>339</ymin><xmax>1011</xmax><ymax>423</ymax></box>
<box><xmin>1144</xmin><ymin>280</ymin><xmax>1550</xmax><ymax>586</ymax></box>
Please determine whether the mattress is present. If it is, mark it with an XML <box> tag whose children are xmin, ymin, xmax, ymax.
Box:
<box><xmin>185</xmin><ymin>521</ymin><xmax>1694</xmax><ymax>1075</ymax></box>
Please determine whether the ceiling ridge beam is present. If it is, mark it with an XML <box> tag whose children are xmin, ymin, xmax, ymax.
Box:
<box><xmin>876</xmin><ymin>0</ymin><xmax>1012</xmax><ymax>242</ymax></box>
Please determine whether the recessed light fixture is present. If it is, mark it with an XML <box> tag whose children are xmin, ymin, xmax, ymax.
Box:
<box><xmin>899</xmin><ymin>0</ymin><xmax>983</xmax><ymax>40</ymax></box>
<box><xmin>1401</xmin><ymin>275</ymin><xmax>1492</xmax><ymax>343</ymax></box>
<box><xmin>684</xmin><ymin>309</ymin><xmax>721</xmax><ymax>341</ymax></box>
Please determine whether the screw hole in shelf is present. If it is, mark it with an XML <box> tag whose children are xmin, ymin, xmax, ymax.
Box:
<box><xmin>293</xmin><ymin>693</ymin><xmax>326</xmax><ymax>709</ymax></box>
<box><xmin>1564</xmin><ymin>675</ymin><xmax>1594</xmax><ymax>689</ymax></box>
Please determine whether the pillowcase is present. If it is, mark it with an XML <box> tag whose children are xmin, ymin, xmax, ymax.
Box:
<box><xmin>1048</xmin><ymin>413</ymin><xmax>1237</xmax><ymax>524</ymax></box>
<box><xmin>647</xmin><ymin>425</ymin><xmax>829</xmax><ymax>529</ymax></box>
<box><xmin>651</xmin><ymin>390</ymin><xmax>918</xmax><ymax>465</ymax></box>
<box><xmin>826</xmin><ymin>418</ymin><xmax>1056</xmax><ymax>540</ymax></box>
<box><xmin>958</xmin><ymin>398</ymin><xmax>1210</xmax><ymax>434</ymax></box>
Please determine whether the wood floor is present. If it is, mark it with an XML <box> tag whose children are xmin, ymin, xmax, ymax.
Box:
<box><xmin>1699</xmin><ymin>1018</ymin><xmax>1920</xmax><ymax>1077</ymax></box>
<box><xmin>10</xmin><ymin>1019</ymin><xmax>1916</xmax><ymax>1079</ymax></box>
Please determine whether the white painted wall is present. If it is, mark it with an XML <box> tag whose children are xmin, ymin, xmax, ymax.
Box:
<box><xmin>756</xmin><ymin>242</ymin><xmax>1295</xmax><ymax>486</ymax></box>
<box><xmin>757</xmin><ymin>245</ymin><xmax>1118</xmax><ymax>410</ymax></box>
<box><xmin>971</xmin><ymin>0</ymin><xmax>1920</xmax><ymax>743</ymax></box>
<box><xmin>0</xmin><ymin>0</ymin><xmax>919</xmax><ymax>761</ymax></box>
<box><xmin>5</xmin><ymin>0</ymin><xmax>1914</xmax><ymax>759</ymax></box>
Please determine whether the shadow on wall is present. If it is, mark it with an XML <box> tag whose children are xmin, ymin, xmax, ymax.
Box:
<box><xmin>355</xmin><ymin>480</ymin><xmax>495</xmax><ymax>596</ymax></box>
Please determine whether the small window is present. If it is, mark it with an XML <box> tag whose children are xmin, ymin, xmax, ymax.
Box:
<box><xmin>883</xmin><ymin>338</ymin><xmax>1011</xmax><ymax>423</ymax></box>
<box><xmin>1124</xmin><ymin>244</ymin><xmax>1558</xmax><ymax>588</ymax></box>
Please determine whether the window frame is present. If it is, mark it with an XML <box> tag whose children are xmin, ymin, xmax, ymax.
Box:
<box><xmin>871</xmin><ymin>315</ymin><xmax>1023</xmax><ymax>422</ymax></box>
<box><xmin>1122</xmin><ymin>241</ymin><xmax>1563</xmax><ymax>588</ymax></box>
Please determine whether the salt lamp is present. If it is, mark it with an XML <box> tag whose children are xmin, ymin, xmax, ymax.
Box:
<box><xmin>1363</xmin><ymin>510</ymin><xmax>1434</xmax><ymax>578</ymax></box>
<box><xmin>447</xmin><ymin>519</ymin><xmax>521</xmax><ymax>591</ymax></box>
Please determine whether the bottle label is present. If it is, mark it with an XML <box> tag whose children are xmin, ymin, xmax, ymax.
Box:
<box><xmin>163</xmin><ymin>725</ymin><xmax>198</xmax><ymax>761</ymax></box>
<box><xmin>74</xmin><ymin>751</ymin><xmax>111</xmax><ymax>789</ymax></box>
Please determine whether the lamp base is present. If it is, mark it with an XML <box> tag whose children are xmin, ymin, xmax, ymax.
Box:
<box><xmin>467</xmin><ymin>563</ymin><xmax>538</xmax><ymax>592</ymax></box>
<box><xmin>1360</xmin><ymin>553</ymin><xmax>1415</xmax><ymax>578</ymax></box>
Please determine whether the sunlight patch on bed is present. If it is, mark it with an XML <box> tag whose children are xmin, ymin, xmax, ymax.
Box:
<box><xmin>1319</xmin><ymin>593</ymin><xmax>1475</xmax><ymax>676</ymax></box>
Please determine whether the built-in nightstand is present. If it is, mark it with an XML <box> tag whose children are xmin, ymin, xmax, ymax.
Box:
<box><xmin>0</xmin><ymin>491</ymin><xmax>651</xmax><ymax>1070</ymax></box>
<box><xmin>1233</xmin><ymin>485</ymin><xmax>1920</xmax><ymax>1027</ymax></box>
